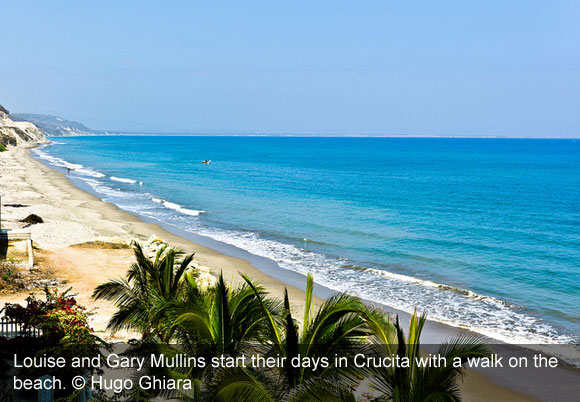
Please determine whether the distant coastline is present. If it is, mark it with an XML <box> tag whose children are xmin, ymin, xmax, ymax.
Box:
<box><xmin>9</xmin><ymin>106</ymin><xmax>578</xmax><ymax>139</ymax></box>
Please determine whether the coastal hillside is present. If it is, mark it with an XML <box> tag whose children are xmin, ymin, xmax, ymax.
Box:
<box><xmin>0</xmin><ymin>104</ymin><xmax>47</xmax><ymax>147</ymax></box>
<box><xmin>11</xmin><ymin>112</ymin><xmax>98</xmax><ymax>136</ymax></box>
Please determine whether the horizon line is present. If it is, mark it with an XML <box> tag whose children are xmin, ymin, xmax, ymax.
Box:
<box><xmin>47</xmin><ymin>133</ymin><xmax>580</xmax><ymax>140</ymax></box>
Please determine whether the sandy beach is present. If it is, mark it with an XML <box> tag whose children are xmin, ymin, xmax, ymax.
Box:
<box><xmin>0</xmin><ymin>147</ymin><xmax>546</xmax><ymax>401</ymax></box>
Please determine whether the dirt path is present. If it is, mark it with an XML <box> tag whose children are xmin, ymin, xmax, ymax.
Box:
<box><xmin>0</xmin><ymin>245</ymin><xmax>136</xmax><ymax>340</ymax></box>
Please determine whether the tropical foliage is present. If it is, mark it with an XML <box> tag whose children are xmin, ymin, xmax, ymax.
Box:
<box><xmin>3</xmin><ymin>288</ymin><xmax>102</xmax><ymax>354</ymax></box>
<box><xmin>1</xmin><ymin>288</ymin><xmax>104</xmax><ymax>387</ymax></box>
<box><xmin>206</xmin><ymin>273</ymin><xmax>394</xmax><ymax>402</ymax></box>
<box><xmin>93</xmin><ymin>242</ymin><xmax>491</xmax><ymax>401</ymax></box>
<box><xmin>369</xmin><ymin>311</ymin><xmax>492</xmax><ymax>402</ymax></box>
<box><xmin>92</xmin><ymin>242</ymin><xmax>195</xmax><ymax>342</ymax></box>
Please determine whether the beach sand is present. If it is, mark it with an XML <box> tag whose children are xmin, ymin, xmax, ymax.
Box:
<box><xmin>0</xmin><ymin>147</ymin><xmax>540</xmax><ymax>401</ymax></box>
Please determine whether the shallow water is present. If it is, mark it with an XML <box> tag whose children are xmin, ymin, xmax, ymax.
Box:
<box><xmin>34</xmin><ymin>136</ymin><xmax>580</xmax><ymax>347</ymax></box>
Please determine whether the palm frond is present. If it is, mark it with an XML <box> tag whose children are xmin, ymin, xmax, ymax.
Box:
<box><xmin>302</xmin><ymin>273</ymin><xmax>314</xmax><ymax>340</ymax></box>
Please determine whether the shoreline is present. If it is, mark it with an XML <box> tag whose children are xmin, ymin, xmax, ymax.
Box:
<box><xmin>3</xmin><ymin>146</ymin><xmax>576</xmax><ymax>400</ymax></box>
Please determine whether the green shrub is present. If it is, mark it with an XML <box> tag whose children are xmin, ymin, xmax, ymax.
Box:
<box><xmin>2</xmin><ymin>288</ymin><xmax>106</xmax><ymax>387</ymax></box>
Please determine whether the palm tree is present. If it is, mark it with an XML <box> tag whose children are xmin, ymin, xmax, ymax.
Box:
<box><xmin>171</xmin><ymin>272</ymin><xmax>282</xmax><ymax>360</ymax></box>
<box><xmin>92</xmin><ymin>242</ymin><xmax>195</xmax><ymax>341</ymax></box>
<box><xmin>93</xmin><ymin>240</ymin><xmax>492</xmax><ymax>402</ymax></box>
<box><xmin>209</xmin><ymin>273</ymin><xmax>394</xmax><ymax>402</ymax></box>
<box><xmin>136</xmin><ymin>271</ymin><xmax>282</xmax><ymax>401</ymax></box>
<box><xmin>369</xmin><ymin>310</ymin><xmax>492</xmax><ymax>402</ymax></box>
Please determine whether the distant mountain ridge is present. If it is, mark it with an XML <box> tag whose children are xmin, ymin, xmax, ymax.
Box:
<box><xmin>11</xmin><ymin>113</ymin><xmax>99</xmax><ymax>136</ymax></box>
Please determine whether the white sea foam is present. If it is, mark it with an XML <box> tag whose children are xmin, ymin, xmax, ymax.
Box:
<box><xmin>33</xmin><ymin>149</ymin><xmax>105</xmax><ymax>178</ymax></box>
<box><xmin>184</xmin><ymin>225</ymin><xmax>579</xmax><ymax>355</ymax></box>
<box><xmin>162</xmin><ymin>201</ymin><xmax>181</xmax><ymax>210</ymax></box>
<box><xmin>77</xmin><ymin>177</ymin><xmax>101</xmax><ymax>185</ymax></box>
<box><xmin>76</xmin><ymin>177</ymin><xmax>129</xmax><ymax>199</ymax></box>
<box><xmin>65</xmin><ymin>162</ymin><xmax>84</xmax><ymax>169</ymax></box>
<box><xmin>162</xmin><ymin>200</ymin><xmax>204</xmax><ymax>216</ymax></box>
<box><xmin>179</xmin><ymin>207</ymin><xmax>205</xmax><ymax>216</ymax></box>
<box><xmin>148</xmin><ymin>197</ymin><xmax>204</xmax><ymax>216</ymax></box>
<box><xmin>75</xmin><ymin>167</ymin><xmax>106</xmax><ymax>178</ymax></box>
<box><xmin>110</xmin><ymin>176</ymin><xmax>138</xmax><ymax>184</ymax></box>
<box><xmin>33</xmin><ymin>147</ymin><xmax>204</xmax><ymax>219</ymax></box>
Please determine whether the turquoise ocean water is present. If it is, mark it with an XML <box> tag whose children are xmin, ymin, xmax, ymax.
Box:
<box><xmin>33</xmin><ymin>136</ymin><xmax>580</xmax><ymax>347</ymax></box>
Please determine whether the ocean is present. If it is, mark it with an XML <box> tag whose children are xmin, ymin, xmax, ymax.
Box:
<box><xmin>33</xmin><ymin>136</ymin><xmax>580</xmax><ymax>348</ymax></box>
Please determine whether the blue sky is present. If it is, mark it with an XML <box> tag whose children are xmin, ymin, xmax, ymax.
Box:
<box><xmin>1</xmin><ymin>1</ymin><xmax>579</xmax><ymax>136</ymax></box>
